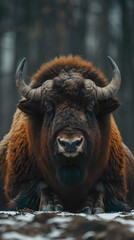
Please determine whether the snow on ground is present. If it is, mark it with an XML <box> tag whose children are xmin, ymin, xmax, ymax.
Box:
<box><xmin>0</xmin><ymin>210</ymin><xmax>134</xmax><ymax>239</ymax></box>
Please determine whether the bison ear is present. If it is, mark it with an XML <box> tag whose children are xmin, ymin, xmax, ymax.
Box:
<box><xmin>97</xmin><ymin>98</ymin><xmax>120</xmax><ymax>115</ymax></box>
<box><xmin>17</xmin><ymin>99</ymin><xmax>41</xmax><ymax>115</ymax></box>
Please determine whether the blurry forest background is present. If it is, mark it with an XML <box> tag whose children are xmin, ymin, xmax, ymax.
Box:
<box><xmin>0</xmin><ymin>0</ymin><xmax>134</xmax><ymax>151</ymax></box>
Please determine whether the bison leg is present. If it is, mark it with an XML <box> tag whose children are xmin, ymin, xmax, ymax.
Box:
<box><xmin>92</xmin><ymin>189</ymin><xmax>105</xmax><ymax>214</ymax></box>
<box><xmin>39</xmin><ymin>182</ymin><xmax>63</xmax><ymax>212</ymax></box>
<box><xmin>13</xmin><ymin>180</ymin><xmax>40</xmax><ymax>211</ymax></box>
<box><xmin>80</xmin><ymin>183</ymin><xmax>128</xmax><ymax>214</ymax></box>
<box><xmin>78</xmin><ymin>195</ymin><xmax>93</xmax><ymax>214</ymax></box>
<box><xmin>79</xmin><ymin>183</ymin><xmax>105</xmax><ymax>214</ymax></box>
<box><xmin>103</xmin><ymin>184</ymin><xmax>128</xmax><ymax>212</ymax></box>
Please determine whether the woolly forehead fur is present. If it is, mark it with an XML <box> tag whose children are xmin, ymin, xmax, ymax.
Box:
<box><xmin>30</xmin><ymin>55</ymin><xmax>108</xmax><ymax>89</ymax></box>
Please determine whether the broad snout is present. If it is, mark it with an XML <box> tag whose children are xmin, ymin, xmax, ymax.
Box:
<box><xmin>56</xmin><ymin>134</ymin><xmax>85</xmax><ymax>157</ymax></box>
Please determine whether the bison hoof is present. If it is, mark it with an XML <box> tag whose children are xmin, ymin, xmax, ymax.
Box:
<box><xmin>39</xmin><ymin>194</ymin><xmax>64</xmax><ymax>212</ymax></box>
<box><xmin>40</xmin><ymin>200</ymin><xmax>53</xmax><ymax>211</ymax></box>
<box><xmin>79</xmin><ymin>206</ymin><xmax>92</xmax><ymax>214</ymax></box>
<box><xmin>53</xmin><ymin>194</ymin><xmax>64</xmax><ymax>212</ymax></box>
<box><xmin>41</xmin><ymin>204</ymin><xmax>53</xmax><ymax>211</ymax></box>
<box><xmin>55</xmin><ymin>204</ymin><xmax>64</xmax><ymax>212</ymax></box>
<box><xmin>40</xmin><ymin>203</ymin><xmax>64</xmax><ymax>212</ymax></box>
<box><xmin>93</xmin><ymin>207</ymin><xmax>105</xmax><ymax>214</ymax></box>
<box><xmin>79</xmin><ymin>205</ymin><xmax>104</xmax><ymax>214</ymax></box>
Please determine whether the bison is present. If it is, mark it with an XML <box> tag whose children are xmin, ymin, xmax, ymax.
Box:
<box><xmin>0</xmin><ymin>55</ymin><xmax>134</xmax><ymax>213</ymax></box>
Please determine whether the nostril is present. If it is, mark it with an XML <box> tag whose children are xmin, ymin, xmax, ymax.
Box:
<box><xmin>75</xmin><ymin>138</ymin><xmax>83</xmax><ymax>147</ymax></box>
<box><xmin>58</xmin><ymin>138</ymin><xmax>66</xmax><ymax>149</ymax></box>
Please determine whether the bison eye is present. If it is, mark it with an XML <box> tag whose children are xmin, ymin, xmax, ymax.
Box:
<box><xmin>46</xmin><ymin>104</ymin><xmax>54</xmax><ymax>112</ymax></box>
<box><xmin>86</xmin><ymin>104</ymin><xmax>94</xmax><ymax>112</ymax></box>
<box><xmin>44</xmin><ymin>102</ymin><xmax>54</xmax><ymax>114</ymax></box>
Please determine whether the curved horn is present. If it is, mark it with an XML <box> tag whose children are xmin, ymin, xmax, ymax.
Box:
<box><xmin>85</xmin><ymin>57</ymin><xmax>121</xmax><ymax>101</ymax></box>
<box><xmin>16</xmin><ymin>59</ymin><xmax>53</xmax><ymax>101</ymax></box>
<box><xmin>96</xmin><ymin>56</ymin><xmax>121</xmax><ymax>100</ymax></box>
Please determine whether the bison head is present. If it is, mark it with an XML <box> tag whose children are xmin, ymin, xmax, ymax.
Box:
<box><xmin>16</xmin><ymin>56</ymin><xmax>120</xmax><ymax>197</ymax></box>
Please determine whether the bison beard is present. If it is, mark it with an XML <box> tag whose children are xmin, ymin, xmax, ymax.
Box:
<box><xmin>0</xmin><ymin>55</ymin><xmax>134</xmax><ymax>213</ymax></box>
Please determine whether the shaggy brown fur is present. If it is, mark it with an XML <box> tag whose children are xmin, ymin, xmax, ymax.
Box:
<box><xmin>0</xmin><ymin>55</ymin><xmax>134</xmax><ymax>212</ymax></box>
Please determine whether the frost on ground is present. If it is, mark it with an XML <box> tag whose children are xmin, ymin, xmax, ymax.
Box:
<box><xmin>0</xmin><ymin>210</ymin><xmax>134</xmax><ymax>239</ymax></box>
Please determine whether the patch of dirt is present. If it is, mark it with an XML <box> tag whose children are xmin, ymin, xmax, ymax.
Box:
<box><xmin>0</xmin><ymin>210</ymin><xmax>134</xmax><ymax>239</ymax></box>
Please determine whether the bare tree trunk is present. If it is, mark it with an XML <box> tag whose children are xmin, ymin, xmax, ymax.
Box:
<box><xmin>118</xmin><ymin>0</ymin><xmax>134</xmax><ymax>151</ymax></box>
